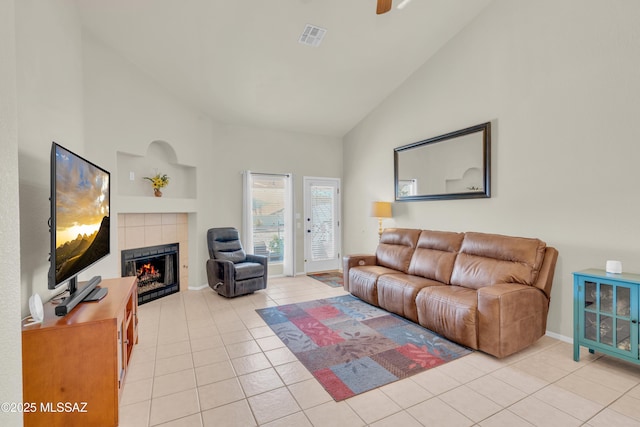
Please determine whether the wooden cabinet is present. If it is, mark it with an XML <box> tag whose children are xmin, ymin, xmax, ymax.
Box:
<box><xmin>574</xmin><ymin>269</ymin><xmax>639</xmax><ymax>363</ymax></box>
<box><xmin>22</xmin><ymin>276</ymin><xmax>138</xmax><ymax>427</ymax></box>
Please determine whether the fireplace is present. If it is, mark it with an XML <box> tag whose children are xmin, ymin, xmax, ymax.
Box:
<box><xmin>121</xmin><ymin>243</ymin><xmax>179</xmax><ymax>305</ymax></box>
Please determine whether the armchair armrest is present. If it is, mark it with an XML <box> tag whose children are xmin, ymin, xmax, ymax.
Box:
<box><xmin>477</xmin><ymin>283</ymin><xmax>550</xmax><ymax>358</ymax></box>
<box><xmin>246</xmin><ymin>253</ymin><xmax>268</xmax><ymax>267</ymax></box>
<box><xmin>206</xmin><ymin>258</ymin><xmax>235</xmax><ymax>291</ymax></box>
<box><xmin>342</xmin><ymin>254</ymin><xmax>377</xmax><ymax>292</ymax></box>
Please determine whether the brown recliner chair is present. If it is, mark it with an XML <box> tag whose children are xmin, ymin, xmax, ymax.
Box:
<box><xmin>206</xmin><ymin>227</ymin><xmax>268</xmax><ymax>297</ymax></box>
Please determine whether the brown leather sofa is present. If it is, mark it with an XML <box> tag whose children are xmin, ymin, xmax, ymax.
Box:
<box><xmin>343</xmin><ymin>228</ymin><xmax>558</xmax><ymax>358</ymax></box>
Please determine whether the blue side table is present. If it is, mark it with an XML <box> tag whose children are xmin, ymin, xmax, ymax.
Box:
<box><xmin>574</xmin><ymin>269</ymin><xmax>640</xmax><ymax>364</ymax></box>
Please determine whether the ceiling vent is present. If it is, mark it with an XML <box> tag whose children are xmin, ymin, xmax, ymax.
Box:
<box><xmin>298</xmin><ymin>24</ymin><xmax>326</xmax><ymax>47</ymax></box>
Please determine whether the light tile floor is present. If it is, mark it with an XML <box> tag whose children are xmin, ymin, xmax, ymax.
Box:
<box><xmin>119</xmin><ymin>275</ymin><xmax>640</xmax><ymax>426</ymax></box>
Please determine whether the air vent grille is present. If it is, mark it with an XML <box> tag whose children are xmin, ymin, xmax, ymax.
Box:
<box><xmin>298</xmin><ymin>24</ymin><xmax>326</xmax><ymax>47</ymax></box>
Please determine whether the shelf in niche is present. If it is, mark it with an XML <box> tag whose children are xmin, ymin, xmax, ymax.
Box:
<box><xmin>116</xmin><ymin>195</ymin><xmax>197</xmax><ymax>214</ymax></box>
<box><xmin>116</xmin><ymin>142</ymin><xmax>197</xmax><ymax>199</ymax></box>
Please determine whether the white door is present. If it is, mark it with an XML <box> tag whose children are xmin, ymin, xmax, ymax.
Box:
<box><xmin>304</xmin><ymin>177</ymin><xmax>341</xmax><ymax>273</ymax></box>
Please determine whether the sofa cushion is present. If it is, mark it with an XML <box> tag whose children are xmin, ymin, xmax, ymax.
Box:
<box><xmin>408</xmin><ymin>230</ymin><xmax>464</xmax><ymax>284</ymax></box>
<box><xmin>450</xmin><ymin>232</ymin><xmax>547</xmax><ymax>290</ymax></box>
<box><xmin>348</xmin><ymin>265</ymin><xmax>398</xmax><ymax>306</ymax></box>
<box><xmin>375</xmin><ymin>228</ymin><xmax>421</xmax><ymax>273</ymax></box>
<box><xmin>377</xmin><ymin>274</ymin><xmax>443</xmax><ymax>323</ymax></box>
<box><xmin>415</xmin><ymin>285</ymin><xmax>478</xmax><ymax>349</ymax></box>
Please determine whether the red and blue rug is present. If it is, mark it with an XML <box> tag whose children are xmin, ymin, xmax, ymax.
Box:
<box><xmin>307</xmin><ymin>270</ymin><xmax>344</xmax><ymax>288</ymax></box>
<box><xmin>256</xmin><ymin>294</ymin><xmax>472</xmax><ymax>401</ymax></box>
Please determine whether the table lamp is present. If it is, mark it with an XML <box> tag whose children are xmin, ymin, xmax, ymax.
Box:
<box><xmin>370</xmin><ymin>201</ymin><xmax>392</xmax><ymax>240</ymax></box>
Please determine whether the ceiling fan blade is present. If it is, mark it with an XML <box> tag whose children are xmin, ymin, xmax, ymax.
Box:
<box><xmin>377</xmin><ymin>0</ymin><xmax>392</xmax><ymax>14</ymax></box>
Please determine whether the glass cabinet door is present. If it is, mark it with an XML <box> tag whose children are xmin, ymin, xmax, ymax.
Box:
<box><xmin>582</xmin><ymin>279</ymin><xmax>635</xmax><ymax>356</ymax></box>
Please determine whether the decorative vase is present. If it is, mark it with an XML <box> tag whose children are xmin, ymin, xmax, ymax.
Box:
<box><xmin>154</xmin><ymin>188</ymin><xmax>162</xmax><ymax>197</ymax></box>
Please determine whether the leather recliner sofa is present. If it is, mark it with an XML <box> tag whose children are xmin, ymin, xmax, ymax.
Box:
<box><xmin>343</xmin><ymin>228</ymin><xmax>558</xmax><ymax>358</ymax></box>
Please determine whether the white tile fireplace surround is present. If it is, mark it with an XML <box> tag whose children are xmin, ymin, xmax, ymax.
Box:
<box><xmin>118</xmin><ymin>213</ymin><xmax>189</xmax><ymax>292</ymax></box>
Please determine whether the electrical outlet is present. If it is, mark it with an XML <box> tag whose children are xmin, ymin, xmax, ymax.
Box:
<box><xmin>129</xmin><ymin>171</ymin><xmax>135</xmax><ymax>181</ymax></box>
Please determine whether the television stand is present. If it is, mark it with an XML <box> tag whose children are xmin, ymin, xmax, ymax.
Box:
<box><xmin>54</xmin><ymin>275</ymin><xmax>102</xmax><ymax>315</ymax></box>
<box><xmin>83</xmin><ymin>286</ymin><xmax>108</xmax><ymax>302</ymax></box>
<box><xmin>22</xmin><ymin>276</ymin><xmax>138</xmax><ymax>427</ymax></box>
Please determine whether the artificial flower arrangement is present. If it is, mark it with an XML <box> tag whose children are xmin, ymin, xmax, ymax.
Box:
<box><xmin>144</xmin><ymin>173</ymin><xmax>170</xmax><ymax>189</ymax></box>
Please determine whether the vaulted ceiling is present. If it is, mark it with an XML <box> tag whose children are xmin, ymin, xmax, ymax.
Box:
<box><xmin>76</xmin><ymin>0</ymin><xmax>492</xmax><ymax>137</ymax></box>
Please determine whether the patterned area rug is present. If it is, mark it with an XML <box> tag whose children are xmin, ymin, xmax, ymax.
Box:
<box><xmin>256</xmin><ymin>295</ymin><xmax>472</xmax><ymax>401</ymax></box>
<box><xmin>307</xmin><ymin>270</ymin><xmax>344</xmax><ymax>288</ymax></box>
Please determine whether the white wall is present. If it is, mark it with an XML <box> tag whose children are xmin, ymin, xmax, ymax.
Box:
<box><xmin>343</xmin><ymin>0</ymin><xmax>640</xmax><ymax>339</ymax></box>
<box><xmin>0</xmin><ymin>0</ymin><xmax>24</xmax><ymax>424</ymax></box>
<box><xmin>16</xmin><ymin>0</ymin><xmax>85</xmax><ymax>311</ymax></box>
<box><xmin>211</xmin><ymin>123</ymin><xmax>343</xmax><ymax>274</ymax></box>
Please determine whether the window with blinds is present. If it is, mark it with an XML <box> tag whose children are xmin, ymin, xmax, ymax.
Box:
<box><xmin>251</xmin><ymin>175</ymin><xmax>285</xmax><ymax>263</ymax></box>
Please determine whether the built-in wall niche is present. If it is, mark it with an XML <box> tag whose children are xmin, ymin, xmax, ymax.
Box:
<box><xmin>117</xmin><ymin>140</ymin><xmax>196</xmax><ymax>199</ymax></box>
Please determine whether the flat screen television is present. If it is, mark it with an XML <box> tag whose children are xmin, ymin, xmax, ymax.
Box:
<box><xmin>48</xmin><ymin>142</ymin><xmax>111</xmax><ymax>315</ymax></box>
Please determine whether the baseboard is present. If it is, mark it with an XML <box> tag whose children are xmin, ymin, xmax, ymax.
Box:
<box><xmin>545</xmin><ymin>330</ymin><xmax>572</xmax><ymax>344</ymax></box>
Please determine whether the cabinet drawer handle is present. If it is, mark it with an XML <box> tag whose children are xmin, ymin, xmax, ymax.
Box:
<box><xmin>632</xmin><ymin>320</ymin><xmax>638</xmax><ymax>324</ymax></box>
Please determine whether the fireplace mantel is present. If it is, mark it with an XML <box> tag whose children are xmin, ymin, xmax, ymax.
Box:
<box><xmin>116</xmin><ymin>196</ymin><xmax>197</xmax><ymax>214</ymax></box>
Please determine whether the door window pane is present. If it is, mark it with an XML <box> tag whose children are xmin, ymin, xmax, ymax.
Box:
<box><xmin>600</xmin><ymin>315</ymin><xmax>613</xmax><ymax>346</ymax></box>
<box><xmin>310</xmin><ymin>185</ymin><xmax>336</xmax><ymax>261</ymax></box>
<box><xmin>617</xmin><ymin>286</ymin><xmax>631</xmax><ymax>317</ymax></box>
<box><xmin>585</xmin><ymin>281</ymin><xmax>596</xmax><ymax>309</ymax></box>
<box><xmin>585</xmin><ymin>311</ymin><xmax>597</xmax><ymax>341</ymax></box>
<box><xmin>617</xmin><ymin>319</ymin><xmax>631</xmax><ymax>351</ymax></box>
<box><xmin>600</xmin><ymin>284</ymin><xmax>613</xmax><ymax>313</ymax></box>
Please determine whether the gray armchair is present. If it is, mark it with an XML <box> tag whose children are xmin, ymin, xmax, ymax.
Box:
<box><xmin>206</xmin><ymin>227</ymin><xmax>268</xmax><ymax>297</ymax></box>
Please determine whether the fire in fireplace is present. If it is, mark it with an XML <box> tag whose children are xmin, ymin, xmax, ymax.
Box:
<box><xmin>121</xmin><ymin>243</ymin><xmax>179</xmax><ymax>304</ymax></box>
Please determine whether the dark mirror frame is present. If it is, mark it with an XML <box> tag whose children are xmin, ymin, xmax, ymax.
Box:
<box><xmin>394</xmin><ymin>122</ymin><xmax>491</xmax><ymax>201</ymax></box>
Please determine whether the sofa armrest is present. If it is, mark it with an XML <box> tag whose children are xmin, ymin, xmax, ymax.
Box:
<box><xmin>477</xmin><ymin>283</ymin><xmax>550</xmax><ymax>358</ymax></box>
<box><xmin>534</xmin><ymin>246</ymin><xmax>558</xmax><ymax>300</ymax></box>
<box><xmin>342</xmin><ymin>254</ymin><xmax>376</xmax><ymax>292</ymax></box>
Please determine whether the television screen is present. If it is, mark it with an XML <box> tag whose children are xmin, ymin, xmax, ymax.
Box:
<box><xmin>49</xmin><ymin>142</ymin><xmax>110</xmax><ymax>292</ymax></box>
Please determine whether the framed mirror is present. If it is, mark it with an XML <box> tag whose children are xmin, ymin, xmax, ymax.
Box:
<box><xmin>394</xmin><ymin>122</ymin><xmax>491</xmax><ymax>201</ymax></box>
